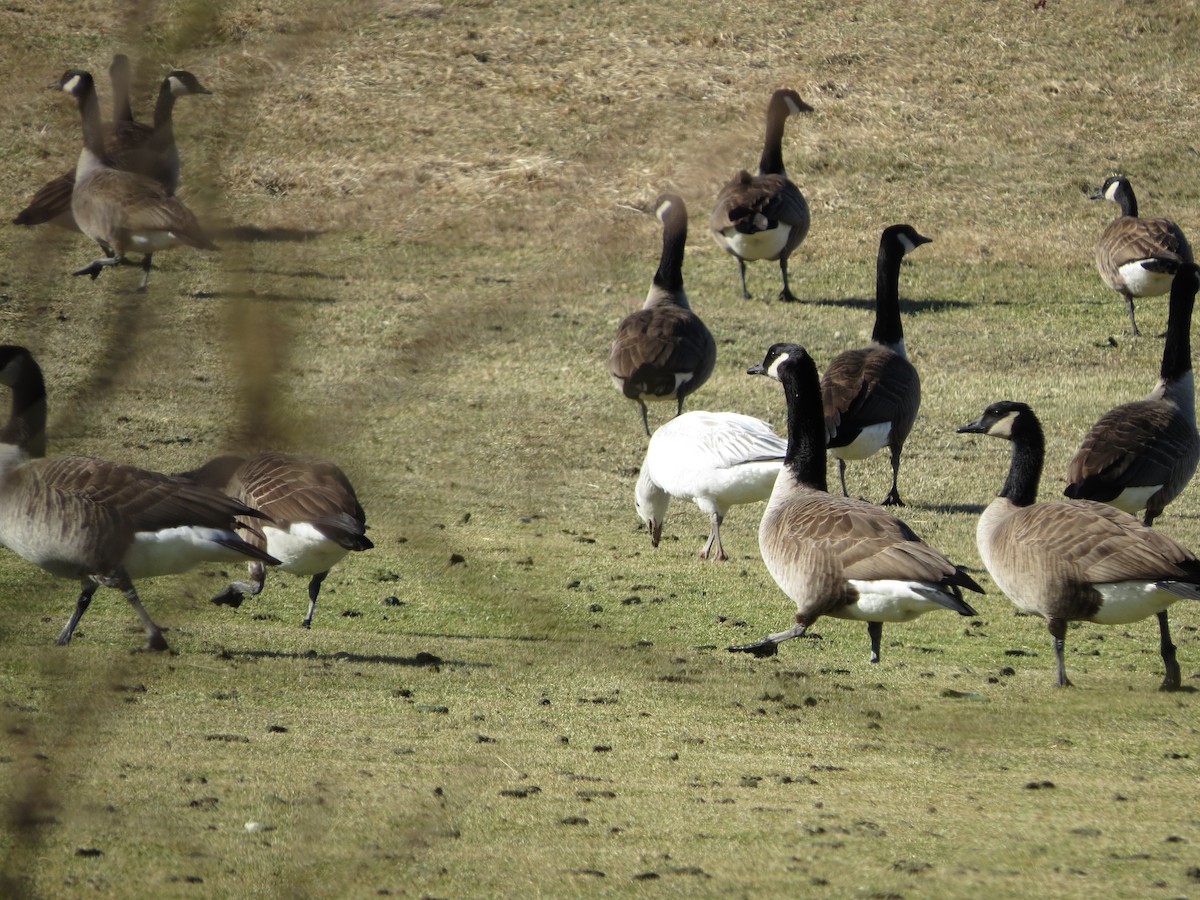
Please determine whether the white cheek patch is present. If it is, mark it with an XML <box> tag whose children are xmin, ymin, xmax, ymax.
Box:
<box><xmin>655</xmin><ymin>197</ymin><xmax>674</xmax><ymax>222</ymax></box>
<box><xmin>989</xmin><ymin>410</ymin><xmax>1019</xmax><ymax>438</ymax></box>
<box><xmin>62</xmin><ymin>74</ymin><xmax>82</xmax><ymax>95</ymax></box>
<box><xmin>897</xmin><ymin>233</ymin><xmax>918</xmax><ymax>254</ymax></box>
<box><xmin>1105</xmin><ymin>180</ymin><xmax>1122</xmax><ymax>202</ymax></box>
<box><xmin>784</xmin><ymin>96</ymin><xmax>802</xmax><ymax>116</ymax></box>
<box><xmin>765</xmin><ymin>352</ymin><xmax>791</xmax><ymax>381</ymax></box>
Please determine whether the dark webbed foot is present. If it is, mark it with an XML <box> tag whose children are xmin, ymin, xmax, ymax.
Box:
<box><xmin>727</xmin><ymin>639</ymin><xmax>779</xmax><ymax>658</ymax></box>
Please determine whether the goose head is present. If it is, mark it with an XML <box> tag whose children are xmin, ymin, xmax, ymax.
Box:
<box><xmin>747</xmin><ymin>342</ymin><xmax>809</xmax><ymax>381</ymax></box>
<box><xmin>769</xmin><ymin>88</ymin><xmax>813</xmax><ymax>119</ymax></box>
<box><xmin>49</xmin><ymin>68</ymin><xmax>93</xmax><ymax>97</ymax></box>
<box><xmin>956</xmin><ymin>400</ymin><xmax>1037</xmax><ymax>441</ymax></box>
<box><xmin>881</xmin><ymin>223</ymin><xmax>932</xmax><ymax>258</ymax></box>
<box><xmin>164</xmin><ymin>70</ymin><xmax>213</xmax><ymax>97</ymax></box>
<box><xmin>1088</xmin><ymin>175</ymin><xmax>1131</xmax><ymax>205</ymax></box>
<box><xmin>634</xmin><ymin>466</ymin><xmax>668</xmax><ymax>547</ymax></box>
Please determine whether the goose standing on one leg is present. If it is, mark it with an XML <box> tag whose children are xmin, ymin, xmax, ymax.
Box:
<box><xmin>958</xmin><ymin>400</ymin><xmax>1200</xmax><ymax>689</ymax></box>
<box><xmin>178</xmin><ymin>452</ymin><xmax>373</xmax><ymax>628</ymax></box>
<box><xmin>729</xmin><ymin>343</ymin><xmax>982</xmax><ymax>662</ymax></box>
<box><xmin>52</xmin><ymin>68</ymin><xmax>216</xmax><ymax>291</ymax></box>
<box><xmin>0</xmin><ymin>346</ymin><xmax>279</xmax><ymax>651</ymax></box>
<box><xmin>710</xmin><ymin>89</ymin><xmax>812</xmax><ymax>303</ymax></box>
<box><xmin>823</xmin><ymin>224</ymin><xmax>931</xmax><ymax>506</ymax></box>
<box><xmin>608</xmin><ymin>194</ymin><xmax>717</xmax><ymax>435</ymax></box>
<box><xmin>635</xmin><ymin>411</ymin><xmax>786</xmax><ymax>561</ymax></box>
<box><xmin>1064</xmin><ymin>264</ymin><xmax>1200</xmax><ymax>525</ymax></box>
<box><xmin>1090</xmin><ymin>175</ymin><xmax>1192</xmax><ymax>336</ymax></box>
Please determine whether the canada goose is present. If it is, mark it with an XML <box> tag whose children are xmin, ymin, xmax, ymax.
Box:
<box><xmin>635</xmin><ymin>410</ymin><xmax>786</xmax><ymax>560</ymax></box>
<box><xmin>53</xmin><ymin>68</ymin><xmax>216</xmax><ymax>291</ymax></box>
<box><xmin>0</xmin><ymin>345</ymin><xmax>48</xmax><ymax>459</ymax></box>
<box><xmin>14</xmin><ymin>61</ymin><xmax>211</xmax><ymax>228</ymax></box>
<box><xmin>1091</xmin><ymin>175</ymin><xmax>1193</xmax><ymax>336</ymax></box>
<box><xmin>1064</xmin><ymin>264</ymin><xmax>1200</xmax><ymax>525</ymax></box>
<box><xmin>823</xmin><ymin>224</ymin><xmax>931</xmax><ymax>506</ymax></box>
<box><xmin>958</xmin><ymin>400</ymin><xmax>1200</xmax><ymax>689</ymax></box>
<box><xmin>729</xmin><ymin>343</ymin><xmax>982</xmax><ymax>662</ymax></box>
<box><xmin>710</xmin><ymin>89</ymin><xmax>812</xmax><ymax>303</ymax></box>
<box><xmin>178</xmin><ymin>452</ymin><xmax>373</xmax><ymax>628</ymax></box>
<box><xmin>0</xmin><ymin>349</ymin><xmax>279</xmax><ymax>652</ymax></box>
<box><xmin>608</xmin><ymin>194</ymin><xmax>717</xmax><ymax>435</ymax></box>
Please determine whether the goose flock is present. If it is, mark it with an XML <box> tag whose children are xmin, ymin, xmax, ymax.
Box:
<box><xmin>610</xmin><ymin>88</ymin><xmax>1200</xmax><ymax>689</ymax></box>
<box><xmin>6</xmin><ymin>65</ymin><xmax>1200</xmax><ymax>692</ymax></box>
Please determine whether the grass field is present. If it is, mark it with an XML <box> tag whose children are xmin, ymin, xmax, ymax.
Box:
<box><xmin>3</xmin><ymin>0</ymin><xmax>1200</xmax><ymax>896</ymax></box>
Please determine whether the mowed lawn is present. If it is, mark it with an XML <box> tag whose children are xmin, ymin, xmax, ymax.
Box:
<box><xmin>2</xmin><ymin>1</ymin><xmax>1200</xmax><ymax>897</ymax></box>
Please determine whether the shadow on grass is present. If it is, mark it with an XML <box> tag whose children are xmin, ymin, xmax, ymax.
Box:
<box><xmin>215</xmin><ymin>647</ymin><xmax>493</xmax><ymax>667</ymax></box>
<box><xmin>190</xmin><ymin>290</ymin><xmax>338</xmax><ymax>303</ymax></box>
<box><xmin>813</xmin><ymin>295</ymin><xmax>976</xmax><ymax>314</ymax></box>
<box><xmin>211</xmin><ymin>225</ymin><xmax>324</xmax><ymax>243</ymax></box>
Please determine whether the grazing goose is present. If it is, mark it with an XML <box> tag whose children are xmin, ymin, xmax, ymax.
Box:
<box><xmin>1091</xmin><ymin>175</ymin><xmax>1193</xmax><ymax>336</ymax></box>
<box><xmin>635</xmin><ymin>411</ymin><xmax>786</xmax><ymax>561</ymax></box>
<box><xmin>178</xmin><ymin>452</ymin><xmax>373</xmax><ymax>628</ymax></box>
<box><xmin>958</xmin><ymin>400</ymin><xmax>1200</xmax><ymax>689</ymax></box>
<box><xmin>710</xmin><ymin>88</ymin><xmax>812</xmax><ymax>303</ymax></box>
<box><xmin>0</xmin><ymin>350</ymin><xmax>279</xmax><ymax>652</ymax></box>
<box><xmin>53</xmin><ymin>68</ymin><xmax>216</xmax><ymax>291</ymax></box>
<box><xmin>608</xmin><ymin>194</ymin><xmax>717</xmax><ymax>435</ymax></box>
<box><xmin>0</xmin><ymin>345</ymin><xmax>48</xmax><ymax>459</ymax></box>
<box><xmin>1064</xmin><ymin>264</ymin><xmax>1200</xmax><ymax>525</ymax></box>
<box><xmin>729</xmin><ymin>343</ymin><xmax>982</xmax><ymax>662</ymax></box>
<box><xmin>822</xmin><ymin>224</ymin><xmax>931</xmax><ymax>506</ymax></box>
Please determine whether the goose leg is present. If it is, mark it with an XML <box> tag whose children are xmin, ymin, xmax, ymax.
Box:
<box><xmin>777</xmin><ymin>257</ymin><xmax>799</xmax><ymax>303</ymax></box>
<box><xmin>867</xmin><ymin>621</ymin><xmax>883</xmax><ymax>663</ymax></box>
<box><xmin>638</xmin><ymin>400</ymin><xmax>651</xmax><ymax>437</ymax></box>
<box><xmin>211</xmin><ymin>561</ymin><xmax>267</xmax><ymax>608</ymax></box>
<box><xmin>1047</xmin><ymin>617</ymin><xmax>1073</xmax><ymax>688</ymax></box>
<box><xmin>1122</xmin><ymin>290</ymin><xmax>1141</xmax><ymax>337</ymax></box>
<box><xmin>55</xmin><ymin>580</ymin><xmax>99</xmax><ymax>645</ymax></box>
<box><xmin>881</xmin><ymin>445</ymin><xmax>904</xmax><ymax>507</ymax></box>
<box><xmin>837</xmin><ymin>458</ymin><xmax>850</xmax><ymax>498</ymax></box>
<box><xmin>301</xmin><ymin>571</ymin><xmax>329</xmax><ymax>629</ymax></box>
<box><xmin>1157</xmin><ymin>610</ymin><xmax>1181</xmax><ymax>691</ymax></box>
<box><xmin>736</xmin><ymin>258</ymin><xmax>751</xmax><ymax>300</ymax></box>
<box><xmin>136</xmin><ymin>253</ymin><xmax>154</xmax><ymax>292</ymax></box>
<box><xmin>699</xmin><ymin>512</ymin><xmax>727</xmax><ymax>561</ymax></box>
<box><xmin>72</xmin><ymin>254</ymin><xmax>125</xmax><ymax>281</ymax></box>
<box><xmin>727</xmin><ymin>618</ymin><xmax>808</xmax><ymax>657</ymax></box>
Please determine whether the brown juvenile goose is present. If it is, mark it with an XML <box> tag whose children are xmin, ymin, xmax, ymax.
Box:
<box><xmin>608</xmin><ymin>193</ymin><xmax>717</xmax><ymax>435</ymax></box>
<box><xmin>0</xmin><ymin>346</ymin><xmax>279</xmax><ymax>652</ymax></box>
<box><xmin>178</xmin><ymin>452</ymin><xmax>373</xmax><ymax>628</ymax></box>
<box><xmin>959</xmin><ymin>400</ymin><xmax>1200</xmax><ymax>689</ymax></box>
<box><xmin>710</xmin><ymin>89</ymin><xmax>812</xmax><ymax>303</ymax></box>
<box><xmin>822</xmin><ymin>224</ymin><xmax>931</xmax><ymax>506</ymax></box>
<box><xmin>53</xmin><ymin>68</ymin><xmax>216</xmax><ymax>290</ymax></box>
<box><xmin>1091</xmin><ymin>175</ymin><xmax>1192</xmax><ymax>336</ymax></box>
<box><xmin>1064</xmin><ymin>264</ymin><xmax>1200</xmax><ymax>525</ymax></box>
<box><xmin>728</xmin><ymin>343</ymin><xmax>981</xmax><ymax>663</ymax></box>
<box><xmin>15</xmin><ymin>62</ymin><xmax>211</xmax><ymax>229</ymax></box>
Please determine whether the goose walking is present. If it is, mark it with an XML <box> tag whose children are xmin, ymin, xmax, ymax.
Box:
<box><xmin>178</xmin><ymin>452</ymin><xmax>373</xmax><ymax>628</ymax></box>
<box><xmin>1065</xmin><ymin>264</ymin><xmax>1200</xmax><ymax>525</ymax></box>
<box><xmin>729</xmin><ymin>343</ymin><xmax>981</xmax><ymax>662</ymax></box>
<box><xmin>959</xmin><ymin>400</ymin><xmax>1200</xmax><ymax>689</ymax></box>
<box><xmin>52</xmin><ymin>68</ymin><xmax>216</xmax><ymax>291</ymax></box>
<box><xmin>0</xmin><ymin>346</ymin><xmax>279</xmax><ymax>651</ymax></box>
<box><xmin>635</xmin><ymin>411</ymin><xmax>786</xmax><ymax>561</ymax></box>
<box><xmin>1091</xmin><ymin>175</ymin><xmax>1192</xmax><ymax>336</ymax></box>
<box><xmin>710</xmin><ymin>89</ymin><xmax>812</xmax><ymax>302</ymax></box>
<box><xmin>608</xmin><ymin>194</ymin><xmax>716</xmax><ymax>435</ymax></box>
<box><xmin>823</xmin><ymin>224</ymin><xmax>931</xmax><ymax>506</ymax></box>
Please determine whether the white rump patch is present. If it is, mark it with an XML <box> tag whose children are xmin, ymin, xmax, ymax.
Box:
<box><xmin>1090</xmin><ymin>581</ymin><xmax>1178</xmax><ymax>624</ymax></box>
<box><xmin>1118</xmin><ymin>262</ymin><xmax>1175</xmax><ymax>298</ymax></box>
<box><xmin>840</xmin><ymin>580</ymin><xmax>958</xmax><ymax>622</ymax></box>
<box><xmin>125</xmin><ymin>526</ymin><xmax>254</xmax><ymax>577</ymax></box>
<box><xmin>721</xmin><ymin>225</ymin><xmax>792</xmax><ymax>261</ymax></box>
<box><xmin>830</xmin><ymin>422</ymin><xmax>891</xmax><ymax>461</ymax></box>
<box><xmin>265</xmin><ymin>523</ymin><xmax>350</xmax><ymax>575</ymax></box>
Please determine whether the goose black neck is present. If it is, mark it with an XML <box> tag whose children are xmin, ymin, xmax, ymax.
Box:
<box><xmin>1114</xmin><ymin>182</ymin><xmax>1138</xmax><ymax>218</ymax></box>
<box><xmin>152</xmin><ymin>80</ymin><xmax>178</xmax><ymax>131</ymax></box>
<box><xmin>999</xmin><ymin>417</ymin><xmax>1044</xmax><ymax>507</ymax></box>
<box><xmin>756</xmin><ymin>109</ymin><xmax>789</xmax><ymax>177</ymax></box>
<box><xmin>0</xmin><ymin>355</ymin><xmax>47</xmax><ymax>459</ymax></box>
<box><xmin>776</xmin><ymin>355</ymin><xmax>828</xmax><ymax>490</ymax></box>
<box><xmin>1161</xmin><ymin>272</ymin><xmax>1196</xmax><ymax>382</ymax></box>
<box><xmin>653</xmin><ymin>208</ymin><xmax>687</xmax><ymax>296</ymax></box>
<box><xmin>111</xmin><ymin>70</ymin><xmax>134</xmax><ymax>124</ymax></box>
<box><xmin>74</xmin><ymin>74</ymin><xmax>108</xmax><ymax>162</ymax></box>
<box><xmin>872</xmin><ymin>241</ymin><xmax>906</xmax><ymax>346</ymax></box>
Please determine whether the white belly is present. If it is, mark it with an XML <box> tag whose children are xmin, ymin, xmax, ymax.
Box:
<box><xmin>266</xmin><ymin>523</ymin><xmax>349</xmax><ymax>576</ymax></box>
<box><xmin>830</xmin><ymin>422</ymin><xmax>891</xmax><ymax>461</ymax></box>
<box><xmin>721</xmin><ymin>225</ymin><xmax>792</xmax><ymax>261</ymax></box>
<box><xmin>1090</xmin><ymin>582</ymin><xmax>1177</xmax><ymax>625</ymax></box>
<box><xmin>1118</xmin><ymin>262</ymin><xmax>1175</xmax><ymax>298</ymax></box>
<box><xmin>124</xmin><ymin>526</ymin><xmax>258</xmax><ymax>578</ymax></box>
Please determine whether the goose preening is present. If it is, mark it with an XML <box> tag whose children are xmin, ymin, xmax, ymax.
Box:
<box><xmin>178</xmin><ymin>452</ymin><xmax>373</xmax><ymax>628</ymax></box>
<box><xmin>958</xmin><ymin>400</ymin><xmax>1200</xmax><ymax>689</ymax></box>
<box><xmin>729</xmin><ymin>343</ymin><xmax>982</xmax><ymax>662</ymax></box>
<box><xmin>608</xmin><ymin>194</ymin><xmax>717</xmax><ymax>435</ymax></box>
<box><xmin>1091</xmin><ymin>175</ymin><xmax>1193</xmax><ymax>336</ymax></box>
<box><xmin>1064</xmin><ymin>264</ymin><xmax>1200</xmax><ymax>525</ymax></box>
<box><xmin>52</xmin><ymin>68</ymin><xmax>216</xmax><ymax>291</ymax></box>
<box><xmin>15</xmin><ymin>63</ymin><xmax>211</xmax><ymax>229</ymax></box>
<box><xmin>710</xmin><ymin>88</ymin><xmax>812</xmax><ymax>303</ymax></box>
<box><xmin>822</xmin><ymin>224</ymin><xmax>931</xmax><ymax>506</ymax></box>
<box><xmin>635</xmin><ymin>411</ymin><xmax>786</xmax><ymax>561</ymax></box>
<box><xmin>0</xmin><ymin>346</ymin><xmax>279</xmax><ymax>651</ymax></box>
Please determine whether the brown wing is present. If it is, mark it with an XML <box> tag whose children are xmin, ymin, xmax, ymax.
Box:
<box><xmin>13</xmin><ymin>172</ymin><xmax>76</xmax><ymax>227</ymax></box>
<box><xmin>76</xmin><ymin>169</ymin><xmax>216</xmax><ymax>250</ymax></box>
<box><xmin>607</xmin><ymin>306</ymin><xmax>716</xmax><ymax>400</ymax></box>
<box><xmin>822</xmin><ymin>346</ymin><xmax>920</xmax><ymax>447</ymax></box>
<box><xmin>1098</xmin><ymin>216</ymin><xmax>1191</xmax><ymax>288</ymax></box>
